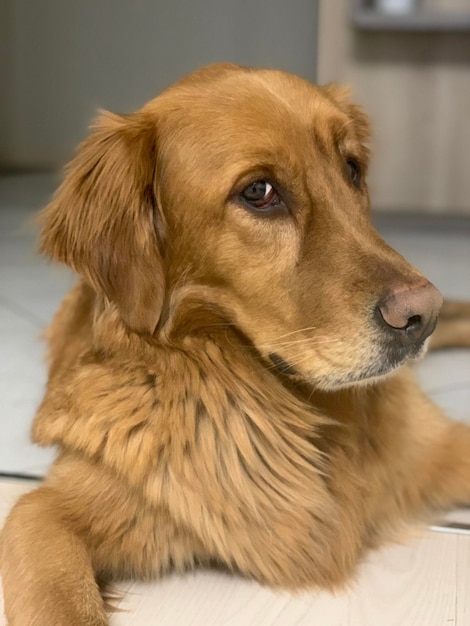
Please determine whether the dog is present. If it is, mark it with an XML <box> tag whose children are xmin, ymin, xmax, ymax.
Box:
<box><xmin>2</xmin><ymin>63</ymin><xmax>470</xmax><ymax>625</ymax></box>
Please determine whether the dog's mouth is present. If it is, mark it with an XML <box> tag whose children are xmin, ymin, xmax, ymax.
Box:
<box><xmin>351</xmin><ymin>338</ymin><xmax>429</xmax><ymax>384</ymax></box>
<box><xmin>267</xmin><ymin>336</ymin><xmax>429</xmax><ymax>389</ymax></box>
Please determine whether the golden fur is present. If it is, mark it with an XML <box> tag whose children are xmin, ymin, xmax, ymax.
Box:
<box><xmin>2</xmin><ymin>64</ymin><xmax>470</xmax><ymax>625</ymax></box>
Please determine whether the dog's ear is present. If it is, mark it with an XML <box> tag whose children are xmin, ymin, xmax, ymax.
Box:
<box><xmin>322</xmin><ymin>83</ymin><xmax>371</xmax><ymax>146</ymax></box>
<box><xmin>40</xmin><ymin>111</ymin><xmax>165</xmax><ymax>335</ymax></box>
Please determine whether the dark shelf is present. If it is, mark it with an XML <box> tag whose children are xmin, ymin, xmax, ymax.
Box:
<box><xmin>352</xmin><ymin>9</ymin><xmax>470</xmax><ymax>32</ymax></box>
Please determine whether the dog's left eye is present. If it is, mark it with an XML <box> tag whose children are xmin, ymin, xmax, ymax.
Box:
<box><xmin>346</xmin><ymin>159</ymin><xmax>362</xmax><ymax>187</ymax></box>
<box><xmin>240</xmin><ymin>181</ymin><xmax>281</xmax><ymax>211</ymax></box>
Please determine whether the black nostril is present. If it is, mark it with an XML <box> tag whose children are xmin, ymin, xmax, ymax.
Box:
<box><xmin>405</xmin><ymin>314</ymin><xmax>422</xmax><ymax>331</ymax></box>
<box><xmin>375</xmin><ymin>306</ymin><xmax>428</xmax><ymax>347</ymax></box>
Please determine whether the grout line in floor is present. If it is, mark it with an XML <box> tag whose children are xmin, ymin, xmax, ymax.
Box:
<box><xmin>0</xmin><ymin>294</ymin><xmax>48</xmax><ymax>329</ymax></box>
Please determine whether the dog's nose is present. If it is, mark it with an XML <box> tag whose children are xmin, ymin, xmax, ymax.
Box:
<box><xmin>376</xmin><ymin>281</ymin><xmax>443</xmax><ymax>346</ymax></box>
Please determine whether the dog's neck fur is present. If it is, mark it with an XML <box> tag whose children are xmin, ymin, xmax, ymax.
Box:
<box><xmin>33</xmin><ymin>286</ymin><xmax>328</xmax><ymax>453</ymax></box>
<box><xmin>33</xmin><ymin>282</ymin><xmax>381</xmax><ymax>466</ymax></box>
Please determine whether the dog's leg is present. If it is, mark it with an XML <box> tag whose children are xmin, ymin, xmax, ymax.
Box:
<box><xmin>384</xmin><ymin>374</ymin><xmax>470</xmax><ymax>513</ymax></box>
<box><xmin>420</xmin><ymin>418</ymin><xmax>470</xmax><ymax>509</ymax></box>
<box><xmin>1</xmin><ymin>453</ymin><xmax>209</xmax><ymax>624</ymax></box>
<box><xmin>334</xmin><ymin>372</ymin><xmax>470</xmax><ymax>548</ymax></box>
<box><xmin>429</xmin><ymin>300</ymin><xmax>470</xmax><ymax>350</ymax></box>
<box><xmin>1</xmin><ymin>486</ymin><xmax>108</xmax><ymax>626</ymax></box>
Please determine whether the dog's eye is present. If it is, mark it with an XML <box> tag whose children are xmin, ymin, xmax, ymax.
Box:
<box><xmin>346</xmin><ymin>159</ymin><xmax>361</xmax><ymax>187</ymax></box>
<box><xmin>240</xmin><ymin>181</ymin><xmax>281</xmax><ymax>211</ymax></box>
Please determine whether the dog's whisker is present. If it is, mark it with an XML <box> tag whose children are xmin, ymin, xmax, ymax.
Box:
<box><xmin>268</xmin><ymin>326</ymin><xmax>320</xmax><ymax>341</ymax></box>
<box><xmin>257</xmin><ymin>337</ymin><xmax>339</xmax><ymax>349</ymax></box>
<box><xmin>282</xmin><ymin>344</ymin><xmax>349</xmax><ymax>371</ymax></box>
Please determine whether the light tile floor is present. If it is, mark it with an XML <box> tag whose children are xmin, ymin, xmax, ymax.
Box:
<box><xmin>0</xmin><ymin>174</ymin><xmax>75</xmax><ymax>476</ymax></box>
<box><xmin>0</xmin><ymin>174</ymin><xmax>469</xmax><ymax>624</ymax></box>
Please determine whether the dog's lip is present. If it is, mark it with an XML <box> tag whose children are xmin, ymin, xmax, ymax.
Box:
<box><xmin>318</xmin><ymin>338</ymin><xmax>429</xmax><ymax>389</ymax></box>
<box><xmin>266</xmin><ymin>334</ymin><xmax>428</xmax><ymax>388</ymax></box>
<box><xmin>353</xmin><ymin>338</ymin><xmax>428</xmax><ymax>383</ymax></box>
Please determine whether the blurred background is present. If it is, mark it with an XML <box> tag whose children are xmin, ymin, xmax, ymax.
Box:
<box><xmin>0</xmin><ymin>0</ymin><xmax>469</xmax><ymax>477</ymax></box>
<box><xmin>1</xmin><ymin>0</ymin><xmax>470</xmax><ymax>213</ymax></box>
<box><xmin>0</xmin><ymin>0</ymin><xmax>319</xmax><ymax>169</ymax></box>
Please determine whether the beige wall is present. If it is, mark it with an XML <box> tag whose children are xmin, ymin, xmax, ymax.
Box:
<box><xmin>318</xmin><ymin>2</ymin><xmax>470</xmax><ymax>215</ymax></box>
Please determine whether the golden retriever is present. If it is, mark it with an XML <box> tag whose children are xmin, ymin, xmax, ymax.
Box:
<box><xmin>1</xmin><ymin>64</ymin><xmax>470</xmax><ymax>625</ymax></box>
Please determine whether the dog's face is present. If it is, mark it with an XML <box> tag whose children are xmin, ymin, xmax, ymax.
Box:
<box><xmin>40</xmin><ymin>64</ymin><xmax>442</xmax><ymax>390</ymax></box>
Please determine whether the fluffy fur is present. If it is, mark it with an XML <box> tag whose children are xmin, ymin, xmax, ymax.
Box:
<box><xmin>2</xmin><ymin>64</ymin><xmax>470</xmax><ymax>626</ymax></box>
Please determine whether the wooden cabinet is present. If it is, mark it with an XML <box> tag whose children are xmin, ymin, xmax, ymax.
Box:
<box><xmin>318</xmin><ymin>2</ymin><xmax>470</xmax><ymax>215</ymax></box>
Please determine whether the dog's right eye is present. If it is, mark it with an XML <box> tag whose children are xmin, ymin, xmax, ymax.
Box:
<box><xmin>240</xmin><ymin>181</ymin><xmax>281</xmax><ymax>211</ymax></box>
<box><xmin>346</xmin><ymin>159</ymin><xmax>362</xmax><ymax>188</ymax></box>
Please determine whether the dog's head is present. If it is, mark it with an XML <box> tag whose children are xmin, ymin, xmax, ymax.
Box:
<box><xmin>40</xmin><ymin>64</ymin><xmax>442</xmax><ymax>389</ymax></box>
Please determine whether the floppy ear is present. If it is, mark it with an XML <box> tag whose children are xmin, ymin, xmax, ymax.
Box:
<box><xmin>321</xmin><ymin>83</ymin><xmax>371</xmax><ymax>146</ymax></box>
<box><xmin>39</xmin><ymin>111</ymin><xmax>165</xmax><ymax>335</ymax></box>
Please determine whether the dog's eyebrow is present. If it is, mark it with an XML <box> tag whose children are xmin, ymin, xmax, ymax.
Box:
<box><xmin>312</xmin><ymin>127</ymin><xmax>332</xmax><ymax>160</ymax></box>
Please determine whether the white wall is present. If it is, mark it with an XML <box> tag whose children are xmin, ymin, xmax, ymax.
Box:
<box><xmin>0</xmin><ymin>0</ymin><xmax>318</xmax><ymax>168</ymax></box>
